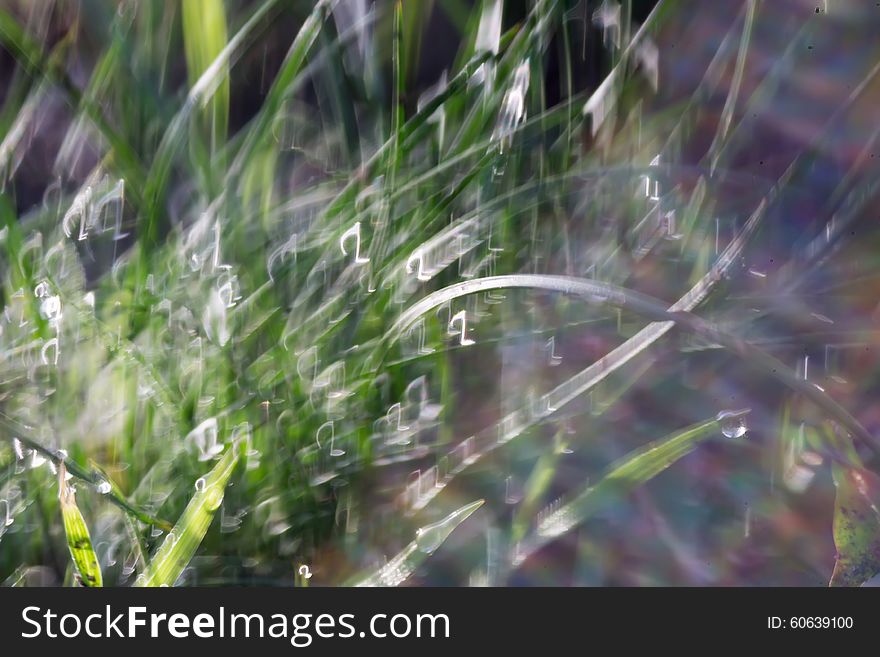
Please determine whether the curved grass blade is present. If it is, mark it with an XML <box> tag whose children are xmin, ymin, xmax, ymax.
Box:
<box><xmin>135</xmin><ymin>441</ymin><xmax>241</xmax><ymax>587</ymax></box>
<box><xmin>391</xmin><ymin>201</ymin><xmax>766</xmax><ymax>512</ymax></box>
<box><xmin>512</xmin><ymin>412</ymin><xmax>749</xmax><ymax>567</ymax></box>
<box><xmin>388</xmin><ymin>273</ymin><xmax>877</xmax><ymax>455</ymax></box>
<box><xmin>58</xmin><ymin>464</ymin><xmax>103</xmax><ymax>587</ymax></box>
<box><xmin>350</xmin><ymin>500</ymin><xmax>483</xmax><ymax>587</ymax></box>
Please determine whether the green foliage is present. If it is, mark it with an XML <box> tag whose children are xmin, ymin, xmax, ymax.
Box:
<box><xmin>0</xmin><ymin>0</ymin><xmax>878</xmax><ymax>588</ymax></box>
<box><xmin>58</xmin><ymin>464</ymin><xmax>103</xmax><ymax>587</ymax></box>
<box><xmin>136</xmin><ymin>441</ymin><xmax>241</xmax><ymax>587</ymax></box>
<box><xmin>514</xmin><ymin>413</ymin><xmax>747</xmax><ymax>565</ymax></box>
<box><xmin>182</xmin><ymin>0</ymin><xmax>229</xmax><ymax>155</ymax></box>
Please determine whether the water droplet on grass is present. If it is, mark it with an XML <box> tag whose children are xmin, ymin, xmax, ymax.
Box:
<box><xmin>205</xmin><ymin>488</ymin><xmax>224</xmax><ymax>511</ymax></box>
<box><xmin>717</xmin><ymin>410</ymin><xmax>748</xmax><ymax>438</ymax></box>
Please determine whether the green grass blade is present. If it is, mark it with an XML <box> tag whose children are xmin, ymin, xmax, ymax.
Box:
<box><xmin>182</xmin><ymin>0</ymin><xmax>229</xmax><ymax>154</ymax></box>
<box><xmin>350</xmin><ymin>500</ymin><xmax>484</xmax><ymax>587</ymax></box>
<box><xmin>229</xmin><ymin>0</ymin><xmax>342</xmax><ymax>185</ymax></box>
<box><xmin>58</xmin><ymin>464</ymin><xmax>103</xmax><ymax>587</ymax></box>
<box><xmin>135</xmin><ymin>441</ymin><xmax>241</xmax><ymax>587</ymax></box>
<box><xmin>401</xmin><ymin>0</ymin><xmax>434</xmax><ymax>85</ymax></box>
<box><xmin>513</xmin><ymin>413</ymin><xmax>748</xmax><ymax>566</ymax></box>
<box><xmin>314</xmin><ymin>45</ymin><xmax>496</xmax><ymax>225</ymax></box>
<box><xmin>511</xmin><ymin>432</ymin><xmax>567</xmax><ymax>545</ymax></box>
<box><xmin>90</xmin><ymin>461</ymin><xmax>150</xmax><ymax>574</ymax></box>
<box><xmin>0</xmin><ymin>419</ymin><xmax>173</xmax><ymax>532</ymax></box>
<box><xmin>141</xmin><ymin>0</ymin><xmax>281</xmax><ymax>249</ymax></box>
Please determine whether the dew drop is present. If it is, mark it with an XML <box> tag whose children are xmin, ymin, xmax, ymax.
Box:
<box><xmin>96</xmin><ymin>480</ymin><xmax>112</xmax><ymax>495</ymax></box>
<box><xmin>205</xmin><ymin>487</ymin><xmax>224</xmax><ymax>511</ymax></box>
<box><xmin>717</xmin><ymin>410</ymin><xmax>748</xmax><ymax>438</ymax></box>
<box><xmin>195</xmin><ymin>477</ymin><xmax>206</xmax><ymax>492</ymax></box>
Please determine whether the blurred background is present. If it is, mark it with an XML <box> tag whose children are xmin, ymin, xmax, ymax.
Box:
<box><xmin>1</xmin><ymin>0</ymin><xmax>880</xmax><ymax>587</ymax></box>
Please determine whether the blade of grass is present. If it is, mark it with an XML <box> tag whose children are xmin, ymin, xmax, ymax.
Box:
<box><xmin>228</xmin><ymin>0</ymin><xmax>333</xmax><ymax>181</ymax></box>
<box><xmin>135</xmin><ymin>441</ymin><xmax>241</xmax><ymax>587</ymax></box>
<box><xmin>140</xmin><ymin>0</ymin><xmax>283</xmax><ymax>250</ymax></box>
<box><xmin>350</xmin><ymin>500</ymin><xmax>483</xmax><ymax>586</ymax></box>
<box><xmin>388</xmin><ymin>271</ymin><xmax>877</xmax><ymax>455</ymax></box>
<box><xmin>58</xmin><ymin>463</ymin><xmax>103</xmax><ymax>587</ymax></box>
<box><xmin>0</xmin><ymin>416</ymin><xmax>173</xmax><ymax>532</ymax></box>
<box><xmin>513</xmin><ymin>412</ymin><xmax>749</xmax><ymax>566</ymax></box>
<box><xmin>706</xmin><ymin>0</ymin><xmax>757</xmax><ymax>174</ymax></box>
<box><xmin>830</xmin><ymin>465</ymin><xmax>880</xmax><ymax>587</ymax></box>
<box><xmin>312</xmin><ymin>43</ymin><xmax>500</xmax><ymax>226</ymax></box>
<box><xmin>388</xmin><ymin>200</ymin><xmax>766</xmax><ymax>511</ymax></box>
<box><xmin>511</xmin><ymin>430</ymin><xmax>568</xmax><ymax>545</ymax></box>
<box><xmin>182</xmin><ymin>0</ymin><xmax>229</xmax><ymax>154</ymax></box>
<box><xmin>0</xmin><ymin>193</ymin><xmax>48</xmax><ymax>336</ymax></box>
<box><xmin>90</xmin><ymin>461</ymin><xmax>149</xmax><ymax>575</ymax></box>
<box><xmin>401</xmin><ymin>0</ymin><xmax>434</xmax><ymax>85</ymax></box>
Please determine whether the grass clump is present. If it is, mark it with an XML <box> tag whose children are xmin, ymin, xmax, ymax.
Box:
<box><xmin>1</xmin><ymin>0</ymin><xmax>880</xmax><ymax>587</ymax></box>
